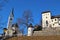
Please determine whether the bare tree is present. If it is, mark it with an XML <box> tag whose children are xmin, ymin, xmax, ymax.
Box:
<box><xmin>17</xmin><ymin>10</ymin><xmax>34</xmax><ymax>28</ymax></box>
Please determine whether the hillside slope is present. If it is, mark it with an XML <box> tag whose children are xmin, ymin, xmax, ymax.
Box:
<box><xmin>6</xmin><ymin>35</ymin><xmax>60</xmax><ymax>40</ymax></box>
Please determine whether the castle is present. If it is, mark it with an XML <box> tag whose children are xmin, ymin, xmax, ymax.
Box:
<box><xmin>42</xmin><ymin>11</ymin><xmax>60</xmax><ymax>30</ymax></box>
<box><xmin>33</xmin><ymin>11</ymin><xmax>60</xmax><ymax>36</ymax></box>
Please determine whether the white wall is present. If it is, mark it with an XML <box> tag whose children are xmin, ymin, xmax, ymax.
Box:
<box><xmin>51</xmin><ymin>18</ymin><xmax>60</xmax><ymax>27</ymax></box>
<box><xmin>42</xmin><ymin>12</ymin><xmax>51</xmax><ymax>28</ymax></box>
<box><xmin>27</xmin><ymin>27</ymin><xmax>34</xmax><ymax>36</ymax></box>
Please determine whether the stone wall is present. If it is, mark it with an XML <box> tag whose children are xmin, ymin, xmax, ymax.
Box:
<box><xmin>33</xmin><ymin>28</ymin><xmax>60</xmax><ymax>36</ymax></box>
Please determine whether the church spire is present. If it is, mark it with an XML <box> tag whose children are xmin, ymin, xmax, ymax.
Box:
<box><xmin>10</xmin><ymin>8</ymin><xmax>14</xmax><ymax>17</ymax></box>
<box><xmin>7</xmin><ymin>8</ymin><xmax>14</xmax><ymax>29</ymax></box>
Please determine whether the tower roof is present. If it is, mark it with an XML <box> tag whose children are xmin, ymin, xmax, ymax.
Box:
<box><xmin>28</xmin><ymin>23</ymin><xmax>33</xmax><ymax>28</ymax></box>
<box><xmin>42</xmin><ymin>11</ymin><xmax>50</xmax><ymax>14</ymax></box>
<box><xmin>10</xmin><ymin>8</ymin><xmax>14</xmax><ymax>17</ymax></box>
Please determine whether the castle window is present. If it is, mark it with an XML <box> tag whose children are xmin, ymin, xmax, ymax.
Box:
<box><xmin>59</xmin><ymin>18</ymin><xmax>60</xmax><ymax>21</ymax></box>
<box><xmin>46</xmin><ymin>21</ymin><xmax>48</xmax><ymax>26</ymax></box>
<box><xmin>52</xmin><ymin>20</ymin><xmax>53</xmax><ymax>22</ymax></box>
<box><xmin>59</xmin><ymin>23</ymin><xmax>60</xmax><ymax>25</ymax></box>
<box><xmin>53</xmin><ymin>24</ymin><xmax>54</xmax><ymax>26</ymax></box>
<box><xmin>55</xmin><ymin>19</ymin><xmax>56</xmax><ymax>21</ymax></box>
<box><xmin>46</xmin><ymin>17</ymin><xmax>47</xmax><ymax>18</ymax></box>
<box><xmin>48</xmin><ymin>14</ymin><xmax>49</xmax><ymax>15</ymax></box>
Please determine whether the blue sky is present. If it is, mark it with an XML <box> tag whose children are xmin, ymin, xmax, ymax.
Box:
<box><xmin>0</xmin><ymin>0</ymin><xmax>60</xmax><ymax>35</ymax></box>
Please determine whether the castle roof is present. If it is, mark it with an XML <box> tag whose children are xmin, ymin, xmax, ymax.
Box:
<box><xmin>51</xmin><ymin>15</ymin><xmax>60</xmax><ymax>19</ymax></box>
<box><xmin>42</xmin><ymin>11</ymin><xmax>50</xmax><ymax>14</ymax></box>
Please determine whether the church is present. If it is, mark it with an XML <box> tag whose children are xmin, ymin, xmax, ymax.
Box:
<box><xmin>3</xmin><ymin>9</ymin><xmax>22</xmax><ymax>37</ymax></box>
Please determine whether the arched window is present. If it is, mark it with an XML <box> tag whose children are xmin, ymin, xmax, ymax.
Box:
<box><xmin>46</xmin><ymin>21</ymin><xmax>48</xmax><ymax>26</ymax></box>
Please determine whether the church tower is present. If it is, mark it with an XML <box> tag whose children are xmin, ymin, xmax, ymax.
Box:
<box><xmin>42</xmin><ymin>11</ymin><xmax>51</xmax><ymax>30</ymax></box>
<box><xmin>7</xmin><ymin>8</ymin><xmax>14</xmax><ymax>29</ymax></box>
<box><xmin>6</xmin><ymin>8</ymin><xmax>14</xmax><ymax>36</ymax></box>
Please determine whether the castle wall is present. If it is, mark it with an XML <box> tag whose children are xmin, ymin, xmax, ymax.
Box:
<box><xmin>51</xmin><ymin>18</ymin><xmax>59</xmax><ymax>27</ymax></box>
<box><xmin>33</xmin><ymin>30</ymin><xmax>60</xmax><ymax>36</ymax></box>
<box><xmin>42</xmin><ymin>12</ymin><xmax>51</xmax><ymax>29</ymax></box>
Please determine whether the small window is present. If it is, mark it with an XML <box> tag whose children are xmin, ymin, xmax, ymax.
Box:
<box><xmin>46</xmin><ymin>17</ymin><xmax>47</xmax><ymax>18</ymax></box>
<box><xmin>46</xmin><ymin>21</ymin><xmax>48</xmax><ymax>26</ymax></box>
<box><xmin>10</xmin><ymin>18</ymin><xmax>12</xmax><ymax>20</ymax></box>
<box><xmin>48</xmin><ymin>14</ymin><xmax>49</xmax><ymax>15</ymax></box>
<box><xmin>59</xmin><ymin>18</ymin><xmax>60</xmax><ymax>21</ymax></box>
<box><xmin>55</xmin><ymin>19</ymin><xmax>56</xmax><ymax>21</ymax></box>
<box><xmin>59</xmin><ymin>24</ymin><xmax>60</xmax><ymax>25</ymax></box>
<box><xmin>52</xmin><ymin>20</ymin><xmax>53</xmax><ymax>22</ymax></box>
<box><xmin>53</xmin><ymin>24</ymin><xmax>54</xmax><ymax>26</ymax></box>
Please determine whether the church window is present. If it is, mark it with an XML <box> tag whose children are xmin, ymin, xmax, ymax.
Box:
<box><xmin>10</xmin><ymin>18</ymin><xmax>12</xmax><ymax>20</ymax></box>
